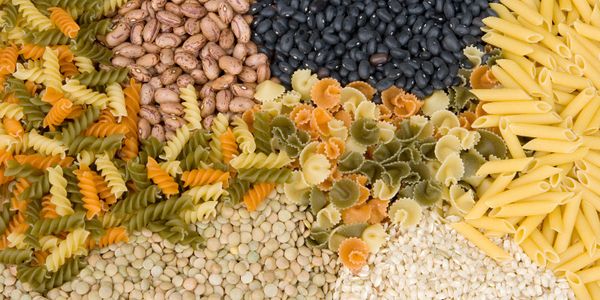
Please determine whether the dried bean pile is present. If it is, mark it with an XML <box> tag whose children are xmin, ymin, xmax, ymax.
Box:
<box><xmin>250</xmin><ymin>0</ymin><xmax>495</xmax><ymax>98</ymax></box>
<box><xmin>106</xmin><ymin>0</ymin><xmax>268</xmax><ymax>141</ymax></box>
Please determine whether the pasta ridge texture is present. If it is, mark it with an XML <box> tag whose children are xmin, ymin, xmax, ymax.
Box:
<box><xmin>242</xmin><ymin>183</ymin><xmax>275</xmax><ymax>212</ymax></box>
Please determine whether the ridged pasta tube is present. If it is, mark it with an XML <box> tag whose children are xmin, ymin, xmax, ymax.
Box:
<box><xmin>45</xmin><ymin>228</ymin><xmax>89</xmax><ymax>272</ymax></box>
<box><xmin>179</xmin><ymin>201</ymin><xmax>218</xmax><ymax>224</ymax></box>
<box><xmin>179</xmin><ymin>84</ymin><xmax>202</xmax><ymax>130</ymax></box>
<box><xmin>47</xmin><ymin>165</ymin><xmax>73</xmax><ymax>216</ymax></box>
<box><xmin>28</xmin><ymin>130</ymin><xmax>68</xmax><ymax>158</ymax></box>
<box><xmin>230</xmin><ymin>152</ymin><xmax>292</xmax><ymax>169</ymax></box>
<box><xmin>160</xmin><ymin>125</ymin><xmax>190</xmax><ymax>161</ymax></box>
<box><xmin>95</xmin><ymin>153</ymin><xmax>127</xmax><ymax>198</ymax></box>
<box><xmin>62</xmin><ymin>79</ymin><xmax>108</xmax><ymax>109</ymax></box>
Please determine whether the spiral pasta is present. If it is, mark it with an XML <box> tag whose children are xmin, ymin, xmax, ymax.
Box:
<box><xmin>0</xmin><ymin>102</ymin><xmax>23</xmax><ymax>120</ymax></box>
<box><xmin>30</xmin><ymin>211</ymin><xmax>85</xmax><ymax>236</ymax></box>
<box><xmin>43</xmin><ymin>98</ymin><xmax>73</xmax><ymax>130</ymax></box>
<box><xmin>181</xmin><ymin>168</ymin><xmax>230</xmax><ymax>188</ymax></box>
<box><xmin>105</xmin><ymin>82</ymin><xmax>126</xmax><ymax>119</ymax></box>
<box><xmin>242</xmin><ymin>183</ymin><xmax>275</xmax><ymax>212</ymax></box>
<box><xmin>42</xmin><ymin>47</ymin><xmax>62</xmax><ymax>92</ymax></box>
<box><xmin>40</xmin><ymin>194</ymin><xmax>59</xmax><ymax>219</ymax></box>
<box><xmin>146</xmin><ymin>157</ymin><xmax>179</xmax><ymax>197</ymax></box>
<box><xmin>0</xmin><ymin>45</ymin><xmax>18</xmax><ymax>75</ymax></box>
<box><xmin>179</xmin><ymin>84</ymin><xmax>202</xmax><ymax>130</ymax></box>
<box><xmin>111</xmin><ymin>185</ymin><xmax>158</xmax><ymax>215</ymax></box>
<box><xmin>28</xmin><ymin>130</ymin><xmax>67</xmax><ymax>158</ymax></box>
<box><xmin>231</xmin><ymin>116</ymin><xmax>256</xmax><ymax>153</ymax></box>
<box><xmin>2</xmin><ymin>117</ymin><xmax>23</xmax><ymax>137</ymax></box>
<box><xmin>48</xmin><ymin>7</ymin><xmax>79</xmax><ymax>38</ymax></box>
<box><xmin>126</xmin><ymin>195</ymin><xmax>192</xmax><ymax>232</ymax></box>
<box><xmin>208</xmin><ymin>113</ymin><xmax>229</xmax><ymax>163</ymax></box>
<box><xmin>179</xmin><ymin>201</ymin><xmax>218</xmax><ymax>224</ymax></box>
<box><xmin>230</xmin><ymin>152</ymin><xmax>292</xmax><ymax>169</ymax></box>
<box><xmin>220</xmin><ymin>128</ymin><xmax>238</xmax><ymax>164</ymax></box>
<box><xmin>183</xmin><ymin>183</ymin><xmax>227</xmax><ymax>203</ymax></box>
<box><xmin>67</xmin><ymin>134</ymin><xmax>124</xmax><ymax>156</ymax></box>
<box><xmin>95</xmin><ymin>153</ymin><xmax>127</xmax><ymax>198</ymax></box>
<box><xmin>73</xmin><ymin>56</ymin><xmax>94</xmax><ymax>74</ymax></box>
<box><xmin>47</xmin><ymin>165</ymin><xmax>73</xmax><ymax>216</ymax></box>
<box><xmin>12</xmin><ymin>61</ymin><xmax>44</xmax><ymax>83</ymax></box>
<box><xmin>74</xmin><ymin>167</ymin><xmax>101</xmax><ymax>219</ymax></box>
<box><xmin>97</xmin><ymin>227</ymin><xmax>128</xmax><ymax>248</ymax></box>
<box><xmin>62</xmin><ymin>79</ymin><xmax>108</xmax><ymax>109</ymax></box>
<box><xmin>44</xmin><ymin>228</ymin><xmax>88</xmax><ymax>272</ymax></box>
<box><xmin>13</xmin><ymin>0</ymin><xmax>53</xmax><ymax>31</ymax></box>
<box><xmin>161</xmin><ymin>125</ymin><xmax>190</xmax><ymax>161</ymax></box>
<box><xmin>83</xmin><ymin>122</ymin><xmax>127</xmax><ymax>138</ymax></box>
<box><xmin>0</xmin><ymin>248</ymin><xmax>32</xmax><ymax>265</ymax></box>
<box><xmin>60</xmin><ymin>106</ymin><xmax>100</xmax><ymax>144</ymax></box>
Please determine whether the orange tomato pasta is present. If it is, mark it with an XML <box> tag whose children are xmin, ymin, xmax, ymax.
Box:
<box><xmin>146</xmin><ymin>157</ymin><xmax>179</xmax><ymax>196</ymax></box>
<box><xmin>338</xmin><ymin>237</ymin><xmax>370</xmax><ymax>273</ymax></box>
<box><xmin>310</xmin><ymin>78</ymin><xmax>342</xmax><ymax>110</ymax></box>
<box><xmin>242</xmin><ymin>183</ymin><xmax>275</xmax><ymax>212</ymax></box>
<box><xmin>48</xmin><ymin>8</ymin><xmax>80</xmax><ymax>38</ymax></box>
<box><xmin>181</xmin><ymin>168</ymin><xmax>230</xmax><ymax>188</ymax></box>
<box><xmin>41</xmin><ymin>194</ymin><xmax>60</xmax><ymax>219</ymax></box>
<box><xmin>0</xmin><ymin>44</ymin><xmax>18</xmax><ymax>75</ymax></box>
<box><xmin>84</xmin><ymin>122</ymin><xmax>128</xmax><ymax>137</ymax></box>
<box><xmin>74</xmin><ymin>167</ymin><xmax>102</xmax><ymax>219</ymax></box>
<box><xmin>220</xmin><ymin>128</ymin><xmax>238</xmax><ymax>164</ymax></box>
<box><xmin>43</xmin><ymin>98</ymin><xmax>73</xmax><ymax>130</ymax></box>
<box><xmin>2</xmin><ymin>117</ymin><xmax>24</xmax><ymax>137</ymax></box>
<box><xmin>98</xmin><ymin>227</ymin><xmax>128</xmax><ymax>248</ymax></box>
<box><xmin>19</xmin><ymin>44</ymin><xmax>45</xmax><ymax>60</ymax></box>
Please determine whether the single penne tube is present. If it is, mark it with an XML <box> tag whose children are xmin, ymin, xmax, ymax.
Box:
<box><xmin>466</xmin><ymin>217</ymin><xmax>516</xmax><ymax>233</ymax></box>
<box><xmin>573</xmin><ymin>96</ymin><xmax>600</xmax><ymax>134</ymax></box>
<box><xmin>548</xmin><ymin>242</ymin><xmax>585</xmax><ymax>270</ymax></box>
<box><xmin>576</xmin><ymin>266</ymin><xmax>600</xmax><ymax>283</ymax></box>
<box><xmin>584</xmin><ymin>106</ymin><xmax>600</xmax><ymax>135</ymax></box>
<box><xmin>576</xmin><ymin>159</ymin><xmax>600</xmax><ymax>181</ymax></box>
<box><xmin>502</xmin><ymin>112</ymin><xmax>562</xmax><ymax>124</ymax></box>
<box><xmin>489</xmin><ymin>201</ymin><xmax>559</xmax><ymax>218</ymax></box>
<box><xmin>451</xmin><ymin>222</ymin><xmax>512</xmax><ymax>262</ymax></box>
<box><xmin>582</xmin><ymin>200</ymin><xmax>600</xmax><ymax>239</ymax></box>
<box><xmin>530</xmin><ymin>229</ymin><xmax>560</xmax><ymax>263</ymax></box>
<box><xmin>491</xmin><ymin>65</ymin><xmax>522</xmax><ymax>88</ymax></box>
<box><xmin>471</xmin><ymin>115</ymin><xmax>501</xmax><ymax>128</ymax></box>
<box><xmin>560</xmin><ymin>87</ymin><xmax>596</xmax><ymax>119</ymax></box>
<box><xmin>496</xmin><ymin>59</ymin><xmax>546</xmax><ymax>98</ymax></box>
<box><xmin>540</xmin><ymin>0</ymin><xmax>554</xmax><ymax>26</ymax></box>
<box><xmin>569</xmin><ymin>25</ymin><xmax>600</xmax><ymax>60</ymax></box>
<box><xmin>485</xmin><ymin>181</ymin><xmax>551</xmax><ymax>208</ymax></box>
<box><xmin>582</xmin><ymin>187</ymin><xmax>600</xmax><ymax>211</ymax></box>
<box><xmin>503</xmin><ymin>52</ymin><xmax>537</xmax><ymax>78</ymax></box>
<box><xmin>523</xmin><ymin>138</ymin><xmax>582</xmax><ymax>153</ymax></box>
<box><xmin>470</xmin><ymin>88</ymin><xmax>533</xmax><ymax>101</ymax></box>
<box><xmin>538</xmin><ymin>68</ymin><xmax>555</xmax><ymax>104</ymax></box>
<box><xmin>558</xmin><ymin>0</ymin><xmax>572</xmax><ymax>11</ymax></box>
<box><xmin>509</xmin><ymin>123</ymin><xmax>578</xmax><ymax>141</ymax></box>
<box><xmin>575</xmin><ymin>209</ymin><xmax>600</xmax><ymax>256</ymax></box>
<box><xmin>573</xmin><ymin>54</ymin><xmax>600</xmax><ymax>90</ymax></box>
<box><xmin>566</xmin><ymin>9</ymin><xmax>580</xmax><ymax>24</ymax></box>
<box><xmin>508</xmin><ymin>165</ymin><xmax>562</xmax><ymax>188</ymax></box>
<box><xmin>484</xmin><ymin>231</ymin><xmax>506</xmax><ymax>238</ymax></box>
<box><xmin>554</xmin><ymin>52</ymin><xmax>584</xmax><ymax>76</ymax></box>
<box><xmin>554</xmin><ymin>191</ymin><xmax>583</xmax><ymax>253</ymax></box>
<box><xmin>587</xmin><ymin>283</ymin><xmax>600</xmax><ymax>300</ymax></box>
<box><xmin>521</xmin><ymin>192</ymin><xmax>574</xmax><ymax>204</ymax></box>
<box><xmin>574</xmin><ymin>20</ymin><xmax>600</xmax><ymax>42</ymax></box>
<box><xmin>489</xmin><ymin>3</ymin><xmax>519</xmax><ymax>23</ymax></box>
<box><xmin>465</xmin><ymin>172</ymin><xmax>516</xmax><ymax>220</ymax></box>
<box><xmin>501</xmin><ymin>0</ymin><xmax>545</xmax><ymax>26</ymax></box>
<box><xmin>542</xmin><ymin>217</ymin><xmax>556</xmax><ymax>243</ymax></box>
<box><xmin>483</xmin><ymin>101</ymin><xmax>553</xmax><ymax>115</ymax></box>
<box><xmin>482</xmin><ymin>32</ymin><xmax>534</xmax><ymax>56</ymax></box>
<box><xmin>582</xmin><ymin>136</ymin><xmax>600</xmax><ymax>150</ymax></box>
<box><xmin>549</xmin><ymin>69</ymin><xmax>593</xmax><ymax>90</ymax></box>
<box><xmin>515</xmin><ymin>214</ymin><xmax>546</xmax><ymax>244</ymax></box>
<box><xmin>592</xmin><ymin>0</ymin><xmax>600</xmax><ymax>27</ymax></box>
<box><xmin>555</xmin><ymin>250</ymin><xmax>600</xmax><ymax>276</ymax></box>
<box><xmin>579</xmin><ymin>171</ymin><xmax>600</xmax><ymax>196</ymax></box>
<box><xmin>520</xmin><ymin>238</ymin><xmax>547</xmax><ymax>265</ymax></box>
<box><xmin>476</xmin><ymin>158</ymin><xmax>535</xmax><ymax>176</ymax></box>
<box><xmin>483</xmin><ymin>17</ymin><xmax>544</xmax><ymax>43</ymax></box>
<box><xmin>565</xmin><ymin>272</ymin><xmax>593</xmax><ymax>300</ymax></box>
<box><xmin>528</xmin><ymin>46</ymin><xmax>557</xmax><ymax>69</ymax></box>
<box><xmin>554</xmin><ymin>90</ymin><xmax>576</xmax><ymax>105</ymax></box>
<box><xmin>499</xmin><ymin>119</ymin><xmax>527</xmax><ymax>159</ymax></box>
<box><xmin>549</xmin><ymin>206</ymin><xmax>564</xmax><ymax>233</ymax></box>
<box><xmin>572</xmin><ymin>0</ymin><xmax>593</xmax><ymax>22</ymax></box>
<box><xmin>586</xmin><ymin>150</ymin><xmax>600</xmax><ymax>168</ymax></box>
<box><xmin>518</xmin><ymin>17</ymin><xmax>572</xmax><ymax>58</ymax></box>
<box><xmin>535</xmin><ymin>147</ymin><xmax>589</xmax><ymax>166</ymax></box>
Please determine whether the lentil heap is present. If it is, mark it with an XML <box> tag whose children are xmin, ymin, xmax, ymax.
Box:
<box><xmin>249</xmin><ymin>0</ymin><xmax>495</xmax><ymax>98</ymax></box>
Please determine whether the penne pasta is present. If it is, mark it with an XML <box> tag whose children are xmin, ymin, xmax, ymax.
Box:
<box><xmin>549</xmin><ymin>206</ymin><xmax>564</xmax><ymax>233</ymax></box>
<box><xmin>496</xmin><ymin>59</ymin><xmax>546</xmax><ymax>97</ymax></box>
<box><xmin>573</xmin><ymin>20</ymin><xmax>600</xmax><ymax>42</ymax></box>
<box><xmin>491</xmin><ymin>65</ymin><xmax>523</xmax><ymax>88</ymax></box>
<box><xmin>515</xmin><ymin>214</ymin><xmax>546</xmax><ymax>244</ymax></box>
<box><xmin>530</xmin><ymin>229</ymin><xmax>560</xmax><ymax>263</ymax></box>
<box><xmin>549</xmin><ymin>69</ymin><xmax>593</xmax><ymax>90</ymax></box>
<box><xmin>471</xmin><ymin>115</ymin><xmax>501</xmax><ymax>128</ymax></box>
<box><xmin>482</xmin><ymin>32</ymin><xmax>535</xmax><ymax>56</ymax></box>
<box><xmin>574</xmin><ymin>209</ymin><xmax>600</xmax><ymax>256</ymax></box>
<box><xmin>534</xmin><ymin>146</ymin><xmax>589</xmax><ymax>166</ymax></box>
<box><xmin>508</xmin><ymin>165</ymin><xmax>562</xmax><ymax>188</ymax></box>
<box><xmin>521</xmin><ymin>238</ymin><xmax>547</xmax><ymax>265</ymax></box>
<box><xmin>501</xmin><ymin>0</ymin><xmax>545</xmax><ymax>25</ymax></box>
<box><xmin>559</xmin><ymin>87</ymin><xmax>596</xmax><ymax>119</ymax></box>
<box><xmin>483</xmin><ymin>101</ymin><xmax>553</xmax><ymax>115</ymax></box>
<box><xmin>476</xmin><ymin>158</ymin><xmax>535</xmax><ymax>176</ymax></box>
<box><xmin>466</xmin><ymin>217</ymin><xmax>516</xmax><ymax>233</ymax></box>
<box><xmin>485</xmin><ymin>181</ymin><xmax>551</xmax><ymax>208</ymax></box>
<box><xmin>576</xmin><ymin>266</ymin><xmax>600</xmax><ymax>283</ymax></box>
<box><xmin>500</xmin><ymin>119</ymin><xmax>527</xmax><ymax>159</ymax></box>
<box><xmin>573</xmin><ymin>96</ymin><xmax>600</xmax><ymax>134</ymax></box>
<box><xmin>554</xmin><ymin>192</ymin><xmax>583</xmax><ymax>253</ymax></box>
<box><xmin>489</xmin><ymin>201</ymin><xmax>559</xmax><ymax>217</ymax></box>
<box><xmin>465</xmin><ymin>172</ymin><xmax>516</xmax><ymax>220</ymax></box>
<box><xmin>566</xmin><ymin>271</ymin><xmax>593</xmax><ymax>300</ymax></box>
<box><xmin>509</xmin><ymin>123</ymin><xmax>578</xmax><ymax>141</ymax></box>
<box><xmin>451</xmin><ymin>222</ymin><xmax>512</xmax><ymax>262</ymax></box>
<box><xmin>470</xmin><ymin>88</ymin><xmax>533</xmax><ymax>101</ymax></box>
<box><xmin>502</xmin><ymin>112</ymin><xmax>563</xmax><ymax>124</ymax></box>
<box><xmin>483</xmin><ymin>17</ymin><xmax>544</xmax><ymax>43</ymax></box>
<box><xmin>523</xmin><ymin>138</ymin><xmax>582</xmax><ymax>153</ymax></box>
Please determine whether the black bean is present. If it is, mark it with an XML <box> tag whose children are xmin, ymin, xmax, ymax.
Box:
<box><xmin>389</xmin><ymin>0</ymin><xmax>403</xmax><ymax>13</ymax></box>
<box><xmin>342</xmin><ymin>57</ymin><xmax>357</xmax><ymax>71</ymax></box>
<box><xmin>375</xmin><ymin>78</ymin><xmax>395</xmax><ymax>90</ymax></box>
<box><xmin>343</xmin><ymin>16</ymin><xmax>357</xmax><ymax>32</ymax></box>
<box><xmin>369</xmin><ymin>53</ymin><xmax>389</xmax><ymax>66</ymax></box>
<box><xmin>400</xmin><ymin>62</ymin><xmax>415</xmax><ymax>77</ymax></box>
<box><xmin>442</xmin><ymin>34</ymin><xmax>461</xmax><ymax>52</ymax></box>
<box><xmin>415</xmin><ymin>70</ymin><xmax>428</xmax><ymax>88</ymax></box>
<box><xmin>323</xmin><ymin>34</ymin><xmax>340</xmax><ymax>45</ymax></box>
<box><xmin>376</xmin><ymin>9</ymin><xmax>393</xmax><ymax>23</ymax></box>
<box><xmin>358</xmin><ymin>60</ymin><xmax>370</xmax><ymax>79</ymax></box>
<box><xmin>260</xmin><ymin>6</ymin><xmax>276</xmax><ymax>17</ymax></box>
<box><xmin>334</xmin><ymin>44</ymin><xmax>346</xmax><ymax>56</ymax></box>
<box><xmin>421</xmin><ymin>61</ymin><xmax>434</xmax><ymax>75</ymax></box>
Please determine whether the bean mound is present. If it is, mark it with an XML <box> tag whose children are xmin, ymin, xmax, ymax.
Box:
<box><xmin>250</xmin><ymin>0</ymin><xmax>495</xmax><ymax>98</ymax></box>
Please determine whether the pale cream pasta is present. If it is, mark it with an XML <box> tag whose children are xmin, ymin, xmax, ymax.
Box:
<box><xmin>470</xmin><ymin>88</ymin><xmax>533</xmax><ymax>101</ymax></box>
<box><xmin>482</xmin><ymin>101</ymin><xmax>553</xmax><ymax>114</ymax></box>
<box><xmin>451</xmin><ymin>222</ymin><xmax>511</xmax><ymax>262</ymax></box>
<box><xmin>483</xmin><ymin>17</ymin><xmax>544</xmax><ymax>43</ymax></box>
<box><xmin>476</xmin><ymin>157</ymin><xmax>536</xmax><ymax>176</ymax></box>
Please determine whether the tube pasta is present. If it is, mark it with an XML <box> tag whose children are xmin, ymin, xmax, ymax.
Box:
<box><xmin>509</xmin><ymin>123</ymin><xmax>578</xmax><ymax>141</ymax></box>
<box><xmin>451</xmin><ymin>222</ymin><xmax>511</xmax><ymax>262</ymax></box>
<box><xmin>482</xmin><ymin>101</ymin><xmax>553</xmax><ymax>114</ymax></box>
<box><xmin>470</xmin><ymin>88</ymin><xmax>533</xmax><ymax>101</ymax></box>
<box><xmin>483</xmin><ymin>17</ymin><xmax>544</xmax><ymax>43</ymax></box>
<box><xmin>482</xmin><ymin>32</ymin><xmax>534</xmax><ymax>56</ymax></box>
<box><xmin>476</xmin><ymin>158</ymin><xmax>535</xmax><ymax>176</ymax></box>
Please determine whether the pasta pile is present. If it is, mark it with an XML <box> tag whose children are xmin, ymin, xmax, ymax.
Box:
<box><xmin>446</xmin><ymin>1</ymin><xmax>600</xmax><ymax>299</ymax></box>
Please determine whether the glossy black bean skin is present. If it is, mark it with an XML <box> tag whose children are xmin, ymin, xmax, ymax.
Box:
<box><xmin>251</xmin><ymin>0</ymin><xmax>494</xmax><ymax>97</ymax></box>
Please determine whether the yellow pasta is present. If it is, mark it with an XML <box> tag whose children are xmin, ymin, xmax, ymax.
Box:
<box><xmin>476</xmin><ymin>158</ymin><xmax>535</xmax><ymax>176</ymax></box>
<box><xmin>482</xmin><ymin>101</ymin><xmax>552</xmax><ymax>114</ymax></box>
<box><xmin>482</xmin><ymin>32</ymin><xmax>535</xmax><ymax>56</ymax></box>
<box><xmin>451</xmin><ymin>222</ymin><xmax>511</xmax><ymax>262</ymax></box>
<box><xmin>470</xmin><ymin>88</ymin><xmax>533</xmax><ymax>101</ymax></box>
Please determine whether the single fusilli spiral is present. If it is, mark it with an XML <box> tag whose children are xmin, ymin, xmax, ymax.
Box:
<box><xmin>161</xmin><ymin>125</ymin><xmax>190</xmax><ymax>161</ymax></box>
<box><xmin>180</xmin><ymin>129</ymin><xmax>211</xmax><ymax>158</ymax></box>
<box><xmin>43</xmin><ymin>98</ymin><xmax>73</xmax><ymax>130</ymax></box>
<box><xmin>180</xmin><ymin>147</ymin><xmax>210</xmax><ymax>171</ymax></box>
<box><xmin>146</xmin><ymin>157</ymin><xmax>179</xmax><ymax>196</ymax></box>
<box><xmin>19</xmin><ymin>173</ymin><xmax>49</xmax><ymax>200</ymax></box>
<box><xmin>16</xmin><ymin>265</ymin><xmax>47</xmax><ymax>289</ymax></box>
<box><xmin>0</xmin><ymin>44</ymin><xmax>18</xmax><ymax>75</ymax></box>
<box><xmin>73</xmin><ymin>68</ymin><xmax>128</xmax><ymax>87</ymax></box>
<box><xmin>59</xmin><ymin>60</ymin><xmax>79</xmax><ymax>77</ymax></box>
<box><xmin>95</xmin><ymin>153</ymin><xmax>127</xmax><ymax>198</ymax></box>
<box><xmin>74</xmin><ymin>167</ymin><xmax>102</xmax><ymax>219</ymax></box>
<box><xmin>48</xmin><ymin>7</ymin><xmax>79</xmax><ymax>38</ymax></box>
<box><xmin>83</xmin><ymin>122</ymin><xmax>128</xmax><ymax>137</ymax></box>
<box><xmin>125</xmin><ymin>160</ymin><xmax>151</xmax><ymax>190</ymax></box>
<box><xmin>60</xmin><ymin>106</ymin><xmax>100</xmax><ymax>144</ymax></box>
<box><xmin>78</xmin><ymin>19</ymin><xmax>111</xmax><ymax>42</ymax></box>
<box><xmin>42</xmin><ymin>47</ymin><xmax>63</xmax><ymax>91</ymax></box>
<box><xmin>41</xmin><ymin>257</ymin><xmax>86</xmax><ymax>291</ymax></box>
<box><xmin>45</xmin><ymin>228</ymin><xmax>89</xmax><ymax>272</ymax></box>
<box><xmin>97</xmin><ymin>227</ymin><xmax>128</xmax><ymax>248</ymax></box>
<box><xmin>179</xmin><ymin>201</ymin><xmax>218</xmax><ymax>224</ymax></box>
<box><xmin>30</xmin><ymin>211</ymin><xmax>85</xmax><ymax>236</ymax></box>
<box><xmin>2</xmin><ymin>4</ymin><xmax>17</xmax><ymax>29</ymax></box>
<box><xmin>243</xmin><ymin>183</ymin><xmax>275</xmax><ymax>212</ymax></box>
<box><xmin>160</xmin><ymin>160</ymin><xmax>182</xmax><ymax>177</ymax></box>
<box><xmin>220</xmin><ymin>127</ymin><xmax>239</xmax><ymax>164</ymax></box>
<box><xmin>237</xmin><ymin>168</ymin><xmax>293</xmax><ymax>184</ymax></box>
<box><xmin>13</xmin><ymin>62</ymin><xmax>44</xmax><ymax>83</ymax></box>
<box><xmin>179</xmin><ymin>84</ymin><xmax>202</xmax><ymax>130</ymax></box>
<box><xmin>0</xmin><ymin>248</ymin><xmax>32</xmax><ymax>264</ymax></box>
<box><xmin>126</xmin><ymin>195</ymin><xmax>192</xmax><ymax>232</ymax></box>
<box><xmin>92</xmin><ymin>171</ymin><xmax>115</xmax><ymax>205</ymax></box>
<box><xmin>14</xmin><ymin>154</ymin><xmax>72</xmax><ymax>170</ymax></box>
<box><xmin>3</xmin><ymin>117</ymin><xmax>24</xmax><ymax>137</ymax></box>
<box><xmin>181</xmin><ymin>168</ymin><xmax>230</xmax><ymax>188</ymax></box>
<box><xmin>41</xmin><ymin>194</ymin><xmax>59</xmax><ymax>219</ymax></box>
<box><xmin>106</xmin><ymin>82</ymin><xmax>127</xmax><ymax>119</ymax></box>
<box><xmin>62</xmin><ymin>79</ymin><xmax>108</xmax><ymax>109</ymax></box>
<box><xmin>0</xmin><ymin>102</ymin><xmax>24</xmax><ymax>120</ymax></box>
<box><xmin>232</xmin><ymin>117</ymin><xmax>256</xmax><ymax>153</ymax></box>
<box><xmin>28</xmin><ymin>130</ymin><xmax>68</xmax><ymax>157</ymax></box>
<box><xmin>229</xmin><ymin>152</ymin><xmax>292</xmax><ymax>169</ymax></box>
<box><xmin>112</xmin><ymin>185</ymin><xmax>159</xmax><ymax>215</ymax></box>
<box><xmin>70</xmin><ymin>40</ymin><xmax>112</xmax><ymax>64</ymax></box>
<box><xmin>13</xmin><ymin>0</ymin><xmax>53</xmax><ymax>31</ymax></box>
<box><xmin>67</xmin><ymin>134</ymin><xmax>124</xmax><ymax>156</ymax></box>
<box><xmin>100</xmin><ymin>0</ymin><xmax>128</xmax><ymax>16</ymax></box>
<box><xmin>183</xmin><ymin>182</ymin><xmax>228</xmax><ymax>203</ymax></box>
<box><xmin>253</xmin><ymin>112</ymin><xmax>273</xmax><ymax>154</ymax></box>
<box><xmin>47</xmin><ymin>165</ymin><xmax>74</xmax><ymax>216</ymax></box>
<box><xmin>73</xmin><ymin>56</ymin><xmax>94</xmax><ymax>73</ymax></box>
<box><xmin>19</xmin><ymin>44</ymin><xmax>45</xmax><ymax>60</ymax></box>
<box><xmin>208</xmin><ymin>113</ymin><xmax>229</xmax><ymax>163</ymax></box>
<box><xmin>25</xmin><ymin>29</ymin><xmax>70</xmax><ymax>46</ymax></box>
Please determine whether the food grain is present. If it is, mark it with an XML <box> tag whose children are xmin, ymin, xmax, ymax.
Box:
<box><xmin>107</xmin><ymin>0</ymin><xmax>263</xmax><ymax>133</ymax></box>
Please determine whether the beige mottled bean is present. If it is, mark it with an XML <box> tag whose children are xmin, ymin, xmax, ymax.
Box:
<box><xmin>140</xmin><ymin>84</ymin><xmax>155</xmax><ymax>105</ymax></box>
<box><xmin>230</xmin><ymin>83</ymin><xmax>254</xmax><ymax>98</ymax></box>
<box><xmin>142</xmin><ymin>19</ymin><xmax>160</xmax><ymax>42</ymax></box>
<box><xmin>142</xmin><ymin>42</ymin><xmax>162</xmax><ymax>54</ymax></box>
<box><xmin>151</xmin><ymin>0</ymin><xmax>167</xmax><ymax>10</ymax></box>
<box><xmin>229</xmin><ymin>96</ymin><xmax>254</xmax><ymax>113</ymax></box>
<box><xmin>211</xmin><ymin>74</ymin><xmax>235</xmax><ymax>90</ymax></box>
<box><xmin>119</xmin><ymin>0</ymin><xmax>142</xmax><ymax>15</ymax></box>
<box><xmin>130</xmin><ymin>23</ymin><xmax>145</xmax><ymax>45</ymax></box>
<box><xmin>184</xmin><ymin>18</ymin><xmax>201</xmax><ymax>35</ymax></box>
<box><xmin>231</xmin><ymin>15</ymin><xmax>250</xmax><ymax>43</ymax></box>
<box><xmin>218</xmin><ymin>56</ymin><xmax>242</xmax><ymax>75</ymax></box>
<box><xmin>227</xmin><ymin>0</ymin><xmax>249</xmax><ymax>14</ymax></box>
<box><xmin>237</xmin><ymin>67</ymin><xmax>256</xmax><ymax>83</ymax></box>
<box><xmin>218</xmin><ymin>2</ymin><xmax>234</xmax><ymax>24</ymax></box>
<box><xmin>202</xmin><ymin>42</ymin><xmax>226</xmax><ymax>60</ymax></box>
<box><xmin>208</xmin><ymin>12</ymin><xmax>227</xmax><ymax>30</ymax></box>
<box><xmin>151</xmin><ymin>124</ymin><xmax>166</xmax><ymax>142</ymax></box>
<box><xmin>201</xmin><ymin>95</ymin><xmax>216</xmax><ymax>117</ymax></box>
<box><xmin>155</xmin><ymin>33</ymin><xmax>182</xmax><ymax>48</ymax></box>
<box><xmin>125</xmin><ymin>9</ymin><xmax>148</xmax><ymax>23</ymax></box>
<box><xmin>162</xmin><ymin>67</ymin><xmax>183</xmax><ymax>85</ymax></box>
<box><xmin>199</xmin><ymin>83</ymin><xmax>214</xmax><ymax>99</ymax></box>
<box><xmin>204</xmin><ymin>0</ymin><xmax>221</xmax><ymax>12</ymax></box>
<box><xmin>138</xmin><ymin>118</ymin><xmax>151</xmax><ymax>139</ymax></box>
<box><xmin>160</xmin><ymin>102</ymin><xmax>184</xmax><ymax>115</ymax></box>
<box><xmin>200</xmin><ymin>16</ymin><xmax>220</xmax><ymax>42</ymax></box>
<box><xmin>201</xmin><ymin>57</ymin><xmax>220</xmax><ymax>80</ymax></box>
<box><xmin>111</xmin><ymin>56</ymin><xmax>134</xmax><ymax>68</ymax></box>
<box><xmin>181</xmin><ymin>1</ymin><xmax>207</xmax><ymax>18</ymax></box>
<box><xmin>165</xmin><ymin>3</ymin><xmax>184</xmax><ymax>16</ymax></box>
<box><xmin>165</xmin><ymin>116</ymin><xmax>186</xmax><ymax>131</ymax></box>
<box><xmin>219</xmin><ymin>28</ymin><xmax>235</xmax><ymax>50</ymax></box>
<box><xmin>216</xmin><ymin>89</ymin><xmax>232</xmax><ymax>113</ymax></box>
<box><xmin>149</xmin><ymin>77</ymin><xmax>163</xmax><ymax>89</ymax></box>
<box><xmin>190</xmin><ymin>69</ymin><xmax>208</xmax><ymax>84</ymax></box>
<box><xmin>105</xmin><ymin>23</ymin><xmax>130</xmax><ymax>47</ymax></box>
<box><xmin>182</xmin><ymin>34</ymin><xmax>207</xmax><ymax>55</ymax></box>
<box><xmin>245</xmin><ymin>42</ymin><xmax>257</xmax><ymax>55</ymax></box>
<box><xmin>154</xmin><ymin>88</ymin><xmax>180</xmax><ymax>103</ymax></box>
<box><xmin>177</xmin><ymin>74</ymin><xmax>195</xmax><ymax>87</ymax></box>
<box><xmin>174</xmin><ymin>51</ymin><xmax>199</xmax><ymax>71</ymax></box>
<box><xmin>156</xmin><ymin>10</ymin><xmax>183</xmax><ymax>27</ymax></box>
<box><xmin>136</xmin><ymin>53</ymin><xmax>160</xmax><ymax>67</ymax></box>
<box><xmin>140</xmin><ymin>105</ymin><xmax>162</xmax><ymax>124</ymax></box>
<box><xmin>245</xmin><ymin>53</ymin><xmax>268</xmax><ymax>68</ymax></box>
<box><xmin>155</xmin><ymin>62</ymin><xmax>169</xmax><ymax>73</ymax></box>
<box><xmin>160</xmin><ymin>48</ymin><xmax>175</xmax><ymax>65</ymax></box>
<box><xmin>232</xmin><ymin>43</ymin><xmax>247</xmax><ymax>60</ymax></box>
<box><xmin>129</xmin><ymin>65</ymin><xmax>152</xmax><ymax>82</ymax></box>
<box><xmin>257</xmin><ymin>64</ymin><xmax>270</xmax><ymax>83</ymax></box>
<box><xmin>173</xmin><ymin>26</ymin><xmax>187</xmax><ymax>36</ymax></box>
<box><xmin>202</xmin><ymin>115</ymin><xmax>214</xmax><ymax>129</ymax></box>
